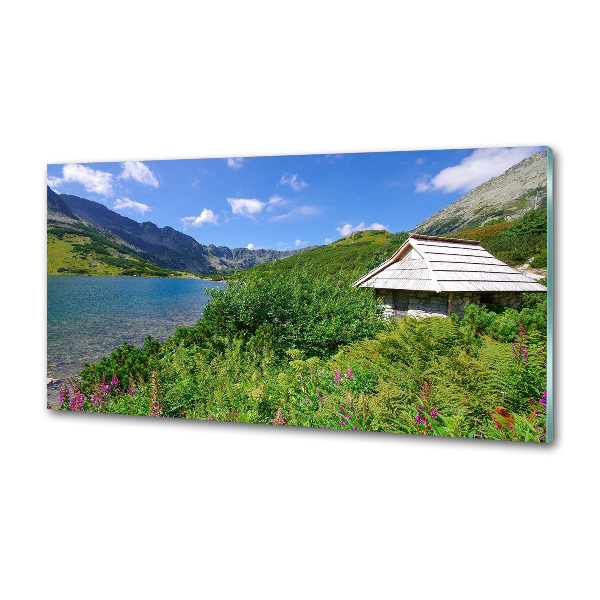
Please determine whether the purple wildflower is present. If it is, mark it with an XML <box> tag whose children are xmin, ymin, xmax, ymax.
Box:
<box><xmin>59</xmin><ymin>385</ymin><xmax>70</xmax><ymax>403</ymax></box>
<box><xmin>345</xmin><ymin>369</ymin><xmax>353</xmax><ymax>380</ymax></box>
<box><xmin>334</xmin><ymin>371</ymin><xmax>342</xmax><ymax>383</ymax></box>
<box><xmin>270</xmin><ymin>408</ymin><xmax>287</xmax><ymax>425</ymax></box>
<box><xmin>69</xmin><ymin>390</ymin><xmax>84</xmax><ymax>411</ymax></box>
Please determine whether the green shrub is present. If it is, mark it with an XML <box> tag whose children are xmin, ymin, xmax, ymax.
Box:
<box><xmin>202</xmin><ymin>269</ymin><xmax>388</xmax><ymax>358</ymax></box>
<box><xmin>63</xmin><ymin>257</ymin><xmax>548</xmax><ymax>442</ymax></box>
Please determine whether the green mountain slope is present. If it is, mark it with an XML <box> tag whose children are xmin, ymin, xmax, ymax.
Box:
<box><xmin>238</xmin><ymin>203</ymin><xmax>548</xmax><ymax>286</ymax></box>
<box><xmin>47</xmin><ymin>221</ymin><xmax>198</xmax><ymax>277</ymax></box>
<box><xmin>448</xmin><ymin>205</ymin><xmax>548</xmax><ymax>268</ymax></box>
<box><xmin>238</xmin><ymin>229</ymin><xmax>410</xmax><ymax>283</ymax></box>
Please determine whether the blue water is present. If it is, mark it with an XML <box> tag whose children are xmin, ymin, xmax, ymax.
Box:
<box><xmin>47</xmin><ymin>276</ymin><xmax>225</xmax><ymax>403</ymax></box>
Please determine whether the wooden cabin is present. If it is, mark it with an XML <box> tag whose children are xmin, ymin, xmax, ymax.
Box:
<box><xmin>352</xmin><ymin>234</ymin><xmax>547</xmax><ymax>318</ymax></box>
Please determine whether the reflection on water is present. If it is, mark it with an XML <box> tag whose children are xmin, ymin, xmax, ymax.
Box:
<box><xmin>47</xmin><ymin>275</ymin><xmax>225</xmax><ymax>404</ymax></box>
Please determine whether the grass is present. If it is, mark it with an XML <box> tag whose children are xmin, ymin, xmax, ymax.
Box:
<box><xmin>47</xmin><ymin>226</ymin><xmax>198</xmax><ymax>278</ymax></box>
<box><xmin>239</xmin><ymin>230</ymin><xmax>409</xmax><ymax>283</ymax></box>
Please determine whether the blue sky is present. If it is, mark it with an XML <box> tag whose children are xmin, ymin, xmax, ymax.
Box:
<box><xmin>47</xmin><ymin>146</ymin><xmax>544</xmax><ymax>250</ymax></box>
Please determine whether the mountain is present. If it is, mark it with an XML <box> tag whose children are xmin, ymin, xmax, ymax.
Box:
<box><xmin>50</xmin><ymin>189</ymin><xmax>315</xmax><ymax>274</ymax></box>
<box><xmin>447</xmin><ymin>205</ymin><xmax>548</xmax><ymax>270</ymax></box>
<box><xmin>47</xmin><ymin>187</ymin><xmax>79</xmax><ymax>222</ymax></box>
<box><xmin>48</xmin><ymin>190</ymin><xmax>200</xmax><ymax>277</ymax></box>
<box><xmin>240</xmin><ymin>203</ymin><xmax>548</xmax><ymax>287</ymax></box>
<box><xmin>239</xmin><ymin>229</ymin><xmax>410</xmax><ymax>283</ymax></box>
<box><xmin>412</xmin><ymin>149</ymin><xmax>548</xmax><ymax>236</ymax></box>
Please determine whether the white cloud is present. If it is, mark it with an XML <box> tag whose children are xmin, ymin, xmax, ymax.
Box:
<box><xmin>119</xmin><ymin>161</ymin><xmax>159</xmax><ymax>188</ymax></box>
<box><xmin>113</xmin><ymin>197</ymin><xmax>151</xmax><ymax>215</ymax></box>
<box><xmin>227</xmin><ymin>197</ymin><xmax>265</xmax><ymax>218</ymax></box>
<box><xmin>47</xmin><ymin>176</ymin><xmax>63</xmax><ymax>191</ymax></box>
<box><xmin>268</xmin><ymin>195</ymin><xmax>286</xmax><ymax>206</ymax></box>
<box><xmin>415</xmin><ymin>176</ymin><xmax>433</xmax><ymax>193</ymax></box>
<box><xmin>266</xmin><ymin>195</ymin><xmax>290</xmax><ymax>212</ymax></box>
<box><xmin>415</xmin><ymin>146</ymin><xmax>543</xmax><ymax>194</ymax></box>
<box><xmin>416</xmin><ymin>157</ymin><xmax>426</xmax><ymax>165</ymax></box>
<box><xmin>336</xmin><ymin>222</ymin><xmax>387</xmax><ymax>237</ymax></box>
<box><xmin>324</xmin><ymin>237</ymin><xmax>332</xmax><ymax>244</ymax></box>
<box><xmin>181</xmin><ymin>209</ymin><xmax>218</xmax><ymax>228</ymax></box>
<box><xmin>227</xmin><ymin>157</ymin><xmax>244</xmax><ymax>169</ymax></box>
<box><xmin>295</xmin><ymin>239</ymin><xmax>308</xmax><ymax>247</ymax></box>
<box><xmin>270</xmin><ymin>205</ymin><xmax>321</xmax><ymax>222</ymax></box>
<box><xmin>277</xmin><ymin>241</ymin><xmax>289</xmax><ymax>248</ymax></box>
<box><xmin>247</xmin><ymin>243</ymin><xmax>261</xmax><ymax>250</ymax></box>
<box><xmin>280</xmin><ymin>173</ymin><xmax>308</xmax><ymax>191</ymax></box>
<box><xmin>47</xmin><ymin>164</ymin><xmax>114</xmax><ymax>196</ymax></box>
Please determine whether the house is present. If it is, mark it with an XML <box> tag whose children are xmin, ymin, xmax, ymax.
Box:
<box><xmin>352</xmin><ymin>234</ymin><xmax>547</xmax><ymax>318</ymax></box>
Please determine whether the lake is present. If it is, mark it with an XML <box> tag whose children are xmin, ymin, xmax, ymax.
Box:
<box><xmin>47</xmin><ymin>276</ymin><xmax>225</xmax><ymax>405</ymax></box>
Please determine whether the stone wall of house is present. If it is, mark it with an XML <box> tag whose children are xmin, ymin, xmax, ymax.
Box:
<box><xmin>485</xmin><ymin>292</ymin><xmax>523</xmax><ymax>310</ymax></box>
<box><xmin>375</xmin><ymin>289</ymin><xmax>523</xmax><ymax>319</ymax></box>
<box><xmin>375</xmin><ymin>289</ymin><xmax>449</xmax><ymax>319</ymax></box>
<box><xmin>447</xmin><ymin>292</ymin><xmax>482</xmax><ymax>317</ymax></box>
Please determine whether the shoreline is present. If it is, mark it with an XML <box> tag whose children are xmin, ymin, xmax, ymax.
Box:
<box><xmin>47</xmin><ymin>272</ymin><xmax>226</xmax><ymax>282</ymax></box>
<box><xmin>47</xmin><ymin>276</ymin><xmax>226</xmax><ymax>406</ymax></box>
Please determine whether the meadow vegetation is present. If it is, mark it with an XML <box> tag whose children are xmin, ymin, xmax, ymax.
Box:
<box><xmin>57</xmin><ymin>208</ymin><xmax>549</xmax><ymax>442</ymax></box>
<box><xmin>47</xmin><ymin>222</ymin><xmax>196</xmax><ymax>278</ymax></box>
<box><xmin>448</xmin><ymin>204</ymin><xmax>547</xmax><ymax>268</ymax></box>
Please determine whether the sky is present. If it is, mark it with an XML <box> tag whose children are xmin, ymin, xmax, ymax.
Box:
<box><xmin>47</xmin><ymin>146</ymin><xmax>545</xmax><ymax>251</ymax></box>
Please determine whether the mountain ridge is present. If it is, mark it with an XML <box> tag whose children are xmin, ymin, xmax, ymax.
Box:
<box><xmin>49</xmin><ymin>188</ymin><xmax>316</xmax><ymax>274</ymax></box>
<box><xmin>412</xmin><ymin>149</ymin><xmax>548</xmax><ymax>236</ymax></box>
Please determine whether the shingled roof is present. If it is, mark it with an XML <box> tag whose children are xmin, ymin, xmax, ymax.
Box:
<box><xmin>352</xmin><ymin>234</ymin><xmax>547</xmax><ymax>293</ymax></box>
